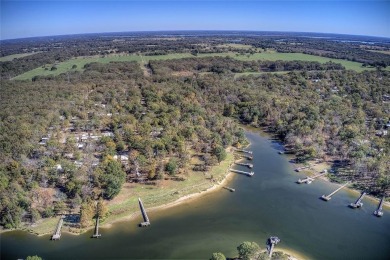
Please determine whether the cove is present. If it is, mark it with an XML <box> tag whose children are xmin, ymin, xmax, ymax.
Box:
<box><xmin>1</xmin><ymin>130</ymin><xmax>389</xmax><ymax>259</ymax></box>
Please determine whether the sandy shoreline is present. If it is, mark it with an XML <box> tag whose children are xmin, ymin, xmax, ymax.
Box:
<box><xmin>100</xmin><ymin>171</ymin><xmax>236</xmax><ymax>229</ymax></box>
<box><xmin>0</xmin><ymin>157</ymin><xmax>237</xmax><ymax>236</ymax></box>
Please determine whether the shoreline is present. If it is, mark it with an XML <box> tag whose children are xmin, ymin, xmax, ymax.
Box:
<box><xmin>244</xmin><ymin>125</ymin><xmax>389</xmax><ymax>209</ymax></box>
<box><xmin>99</xmin><ymin>171</ymin><xmax>237</xmax><ymax>230</ymax></box>
<box><xmin>2</xmin><ymin>128</ymin><xmax>385</xmax><ymax>259</ymax></box>
<box><xmin>291</xmin><ymin>158</ymin><xmax>390</xmax><ymax>209</ymax></box>
<box><xmin>0</xmin><ymin>148</ymin><xmax>238</xmax><ymax>237</ymax></box>
<box><xmin>0</xmin><ymin>174</ymin><xmax>237</xmax><ymax>237</ymax></box>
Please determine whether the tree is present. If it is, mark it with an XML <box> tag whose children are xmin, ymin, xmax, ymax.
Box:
<box><xmin>237</xmin><ymin>241</ymin><xmax>261</xmax><ymax>260</ymax></box>
<box><xmin>26</xmin><ymin>256</ymin><xmax>42</xmax><ymax>260</ymax></box>
<box><xmin>80</xmin><ymin>199</ymin><xmax>95</xmax><ymax>228</ymax></box>
<box><xmin>165</xmin><ymin>158</ymin><xmax>178</xmax><ymax>175</ymax></box>
<box><xmin>99</xmin><ymin>158</ymin><xmax>126</xmax><ymax>199</ymax></box>
<box><xmin>210</xmin><ymin>252</ymin><xmax>226</xmax><ymax>260</ymax></box>
<box><xmin>213</xmin><ymin>146</ymin><xmax>227</xmax><ymax>163</ymax></box>
<box><xmin>96</xmin><ymin>198</ymin><xmax>108</xmax><ymax>218</ymax></box>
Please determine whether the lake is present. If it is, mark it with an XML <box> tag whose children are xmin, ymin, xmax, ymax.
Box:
<box><xmin>2</xmin><ymin>130</ymin><xmax>389</xmax><ymax>259</ymax></box>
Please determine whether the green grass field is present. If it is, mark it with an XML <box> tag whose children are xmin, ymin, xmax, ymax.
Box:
<box><xmin>0</xmin><ymin>52</ymin><xmax>40</xmax><ymax>62</ymax></box>
<box><xmin>216</xmin><ymin>43</ymin><xmax>254</xmax><ymax>49</ymax></box>
<box><xmin>13</xmin><ymin>51</ymin><xmax>377</xmax><ymax>80</ymax></box>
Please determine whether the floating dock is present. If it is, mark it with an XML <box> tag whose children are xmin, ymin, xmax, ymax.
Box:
<box><xmin>297</xmin><ymin>171</ymin><xmax>327</xmax><ymax>184</ymax></box>
<box><xmin>235</xmin><ymin>149</ymin><xmax>253</xmax><ymax>154</ymax></box>
<box><xmin>267</xmin><ymin>236</ymin><xmax>281</xmax><ymax>258</ymax></box>
<box><xmin>138</xmin><ymin>198</ymin><xmax>150</xmax><ymax>227</ymax></box>
<box><xmin>51</xmin><ymin>216</ymin><xmax>64</xmax><ymax>240</ymax></box>
<box><xmin>230</xmin><ymin>169</ymin><xmax>254</xmax><ymax>177</ymax></box>
<box><xmin>92</xmin><ymin>216</ymin><xmax>101</xmax><ymax>238</ymax></box>
<box><xmin>224</xmin><ymin>187</ymin><xmax>235</xmax><ymax>192</ymax></box>
<box><xmin>349</xmin><ymin>192</ymin><xmax>366</xmax><ymax>209</ymax></box>
<box><xmin>374</xmin><ymin>197</ymin><xmax>385</xmax><ymax>217</ymax></box>
<box><xmin>321</xmin><ymin>182</ymin><xmax>350</xmax><ymax>201</ymax></box>
<box><xmin>235</xmin><ymin>162</ymin><xmax>253</xmax><ymax>168</ymax></box>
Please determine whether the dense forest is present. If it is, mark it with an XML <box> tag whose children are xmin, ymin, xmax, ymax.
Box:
<box><xmin>0</xmin><ymin>33</ymin><xmax>389</xmax><ymax>230</ymax></box>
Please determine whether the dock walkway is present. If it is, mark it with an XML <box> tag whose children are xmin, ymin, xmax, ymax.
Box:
<box><xmin>374</xmin><ymin>197</ymin><xmax>385</xmax><ymax>217</ymax></box>
<box><xmin>297</xmin><ymin>171</ymin><xmax>327</xmax><ymax>184</ymax></box>
<box><xmin>295</xmin><ymin>165</ymin><xmax>312</xmax><ymax>172</ymax></box>
<box><xmin>223</xmin><ymin>187</ymin><xmax>235</xmax><ymax>192</ymax></box>
<box><xmin>321</xmin><ymin>182</ymin><xmax>350</xmax><ymax>201</ymax></box>
<box><xmin>267</xmin><ymin>236</ymin><xmax>280</xmax><ymax>258</ymax></box>
<box><xmin>92</xmin><ymin>216</ymin><xmax>101</xmax><ymax>238</ymax></box>
<box><xmin>235</xmin><ymin>149</ymin><xmax>253</xmax><ymax>154</ymax></box>
<box><xmin>138</xmin><ymin>198</ymin><xmax>150</xmax><ymax>227</ymax></box>
<box><xmin>51</xmin><ymin>216</ymin><xmax>64</xmax><ymax>240</ymax></box>
<box><xmin>230</xmin><ymin>169</ymin><xmax>254</xmax><ymax>177</ymax></box>
<box><xmin>235</xmin><ymin>153</ymin><xmax>253</xmax><ymax>160</ymax></box>
<box><xmin>235</xmin><ymin>162</ymin><xmax>253</xmax><ymax>168</ymax></box>
<box><xmin>349</xmin><ymin>192</ymin><xmax>366</xmax><ymax>209</ymax></box>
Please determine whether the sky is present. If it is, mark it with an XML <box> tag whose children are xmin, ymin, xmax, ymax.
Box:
<box><xmin>1</xmin><ymin>0</ymin><xmax>389</xmax><ymax>40</ymax></box>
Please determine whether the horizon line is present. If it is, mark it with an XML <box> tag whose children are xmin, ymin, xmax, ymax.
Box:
<box><xmin>2</xmin><ymin>29</ymin><xmax>390</xmax><ymax>42</ymax></box>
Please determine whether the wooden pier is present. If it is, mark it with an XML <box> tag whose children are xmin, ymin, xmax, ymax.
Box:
<box><xmin>321</xmin><ymin>182</ymin><xmax>350</xmax><ymax>201</ymax></box>
<box><xmin>295</xmin><ymin>165</ymin><xmax>311</xmax><ymax>172</ymax></box>
<box><xmin>235</xmin><ymin>162</ymin><xmax>253</xmax><ymax>168</ymax></box>
<box><xmin>297</xmin><ymin>171</ymin><xmax>327</xmax><ymax>184</ymax></box>
<box><xmin>349</xmin><ymin>192</ymin><xmax>366</xmax><ymax>209</ymax></box>
<box><xmin>138</xmin><ymin>198</ymin><xmax>150</xmax><ymax>227</ymax></box>
<box><xmin>223</xmin><ymin>187</ymin><xmax>235</xmax><ymax>192</ymax></box>
<box><xmin>230</xmin><ymin>169</ymin><xmax>254</xmax><ymax>177</ymax></box>
<box><xmin>267</xmin><ymin>236</ymin><xmax>280</xmax><ymax>258</ymax></box>
<box><xmin>374</xmin><ymin>197</ymin><xmax>385</xmax><ymax>217</ymax></box>
<box><xmin>297</xmin><ymin>177</ymin><xmax>314</xmax><ymax>184</ymax></box>
<box><xmin>51</xmin><ymin>216</ymin><xmax>64</xmax><ymax>240</ymax></box>
<box><xmin>235</xmin><ymin>153</ymin><xmax>253</xmax><ymax>160</ymax></box>
<box><xmin>235</xmin><ymin>149</ymin><xmax>253</xmax><ymax>154</ymax></box>
<box><xmin>92</xmin><ymin>216</ymin><xmax>101</xmax><ymax>238</ymax></box>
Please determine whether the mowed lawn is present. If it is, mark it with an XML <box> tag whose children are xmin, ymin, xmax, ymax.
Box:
<box><xmin>13</xmin><ymin>51</ymin><xmax>375</xmax><ymax>80</ymax></box>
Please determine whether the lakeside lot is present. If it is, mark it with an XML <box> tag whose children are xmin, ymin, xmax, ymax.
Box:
<box><xmin>19</xmin><ymin>150</ymin><xmax>235</xmax><ymax>236</ymax></box>
<box><xmin>12</xmin><ymin>51</ymin><xmax>378</xmax><ymax>80</ymax></box>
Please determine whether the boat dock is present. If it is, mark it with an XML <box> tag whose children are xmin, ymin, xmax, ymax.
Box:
<box><xmin>321</xmin><ymin>182</ymin><xmax>350</xmax><ymax>201</ymax></box>
<box><xmin>92</xmin><ymin>216</ymin><xmax>101</xmax><ymax>238</ymax></box>
<box><xmin>267</xmin><ymin>236</ymin><xmax>280</xmax><ymax>258</ymax></box>
<box><xmin>295</xmin><ymin>165</ymin><xmax>311</xmax><ymax>172</ymax></box>
<box><xmin>297</xmin><ymin>171</ymin><xmax>327</xmax><ymax>184</ymax></box>
<box><xmin>223</xmin><ymin>187</ymin><xmax>235</xmax><ymax>192</ymax></box>
<box><xmin>235</xmin><ymin>149</ymin><xmax>253</xmax><ymax>154</ymax></box>
<box><xmin>235</xmin><ymin>162</ymin><xmax>253</xmax><ymax>168</ymax></box>
<box><xmin>235</xmin><ymin>153</ymin><xmax>253</xmax><ymax>160</ymax></box>
<box><xmin>138</xmin><ymin>198</ymin><xmax>150</xmax><ymax>227</ymax></box>
<box><xmin>51</xmin><ymin>216</ymin><xmax>64</xmax><ymax>240</ymax></box>
<box><xmin>374</xmin><ymin>197</ymin><xmax>385</xmax><ymax>217</ymax></box>
<box><xmin>230</xmin><ymin>169</ymin><xmax>254</xmax><ymax>177</ymax></box>
<box><xmin>349</xmin><ymin>192</ymin><xmax>366</xmax><ymax>209</ymax></box>
<box><xmin>297</xmin><ymin>177</ymin><xmax>314</xmax><ymax>184</ymax></box>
